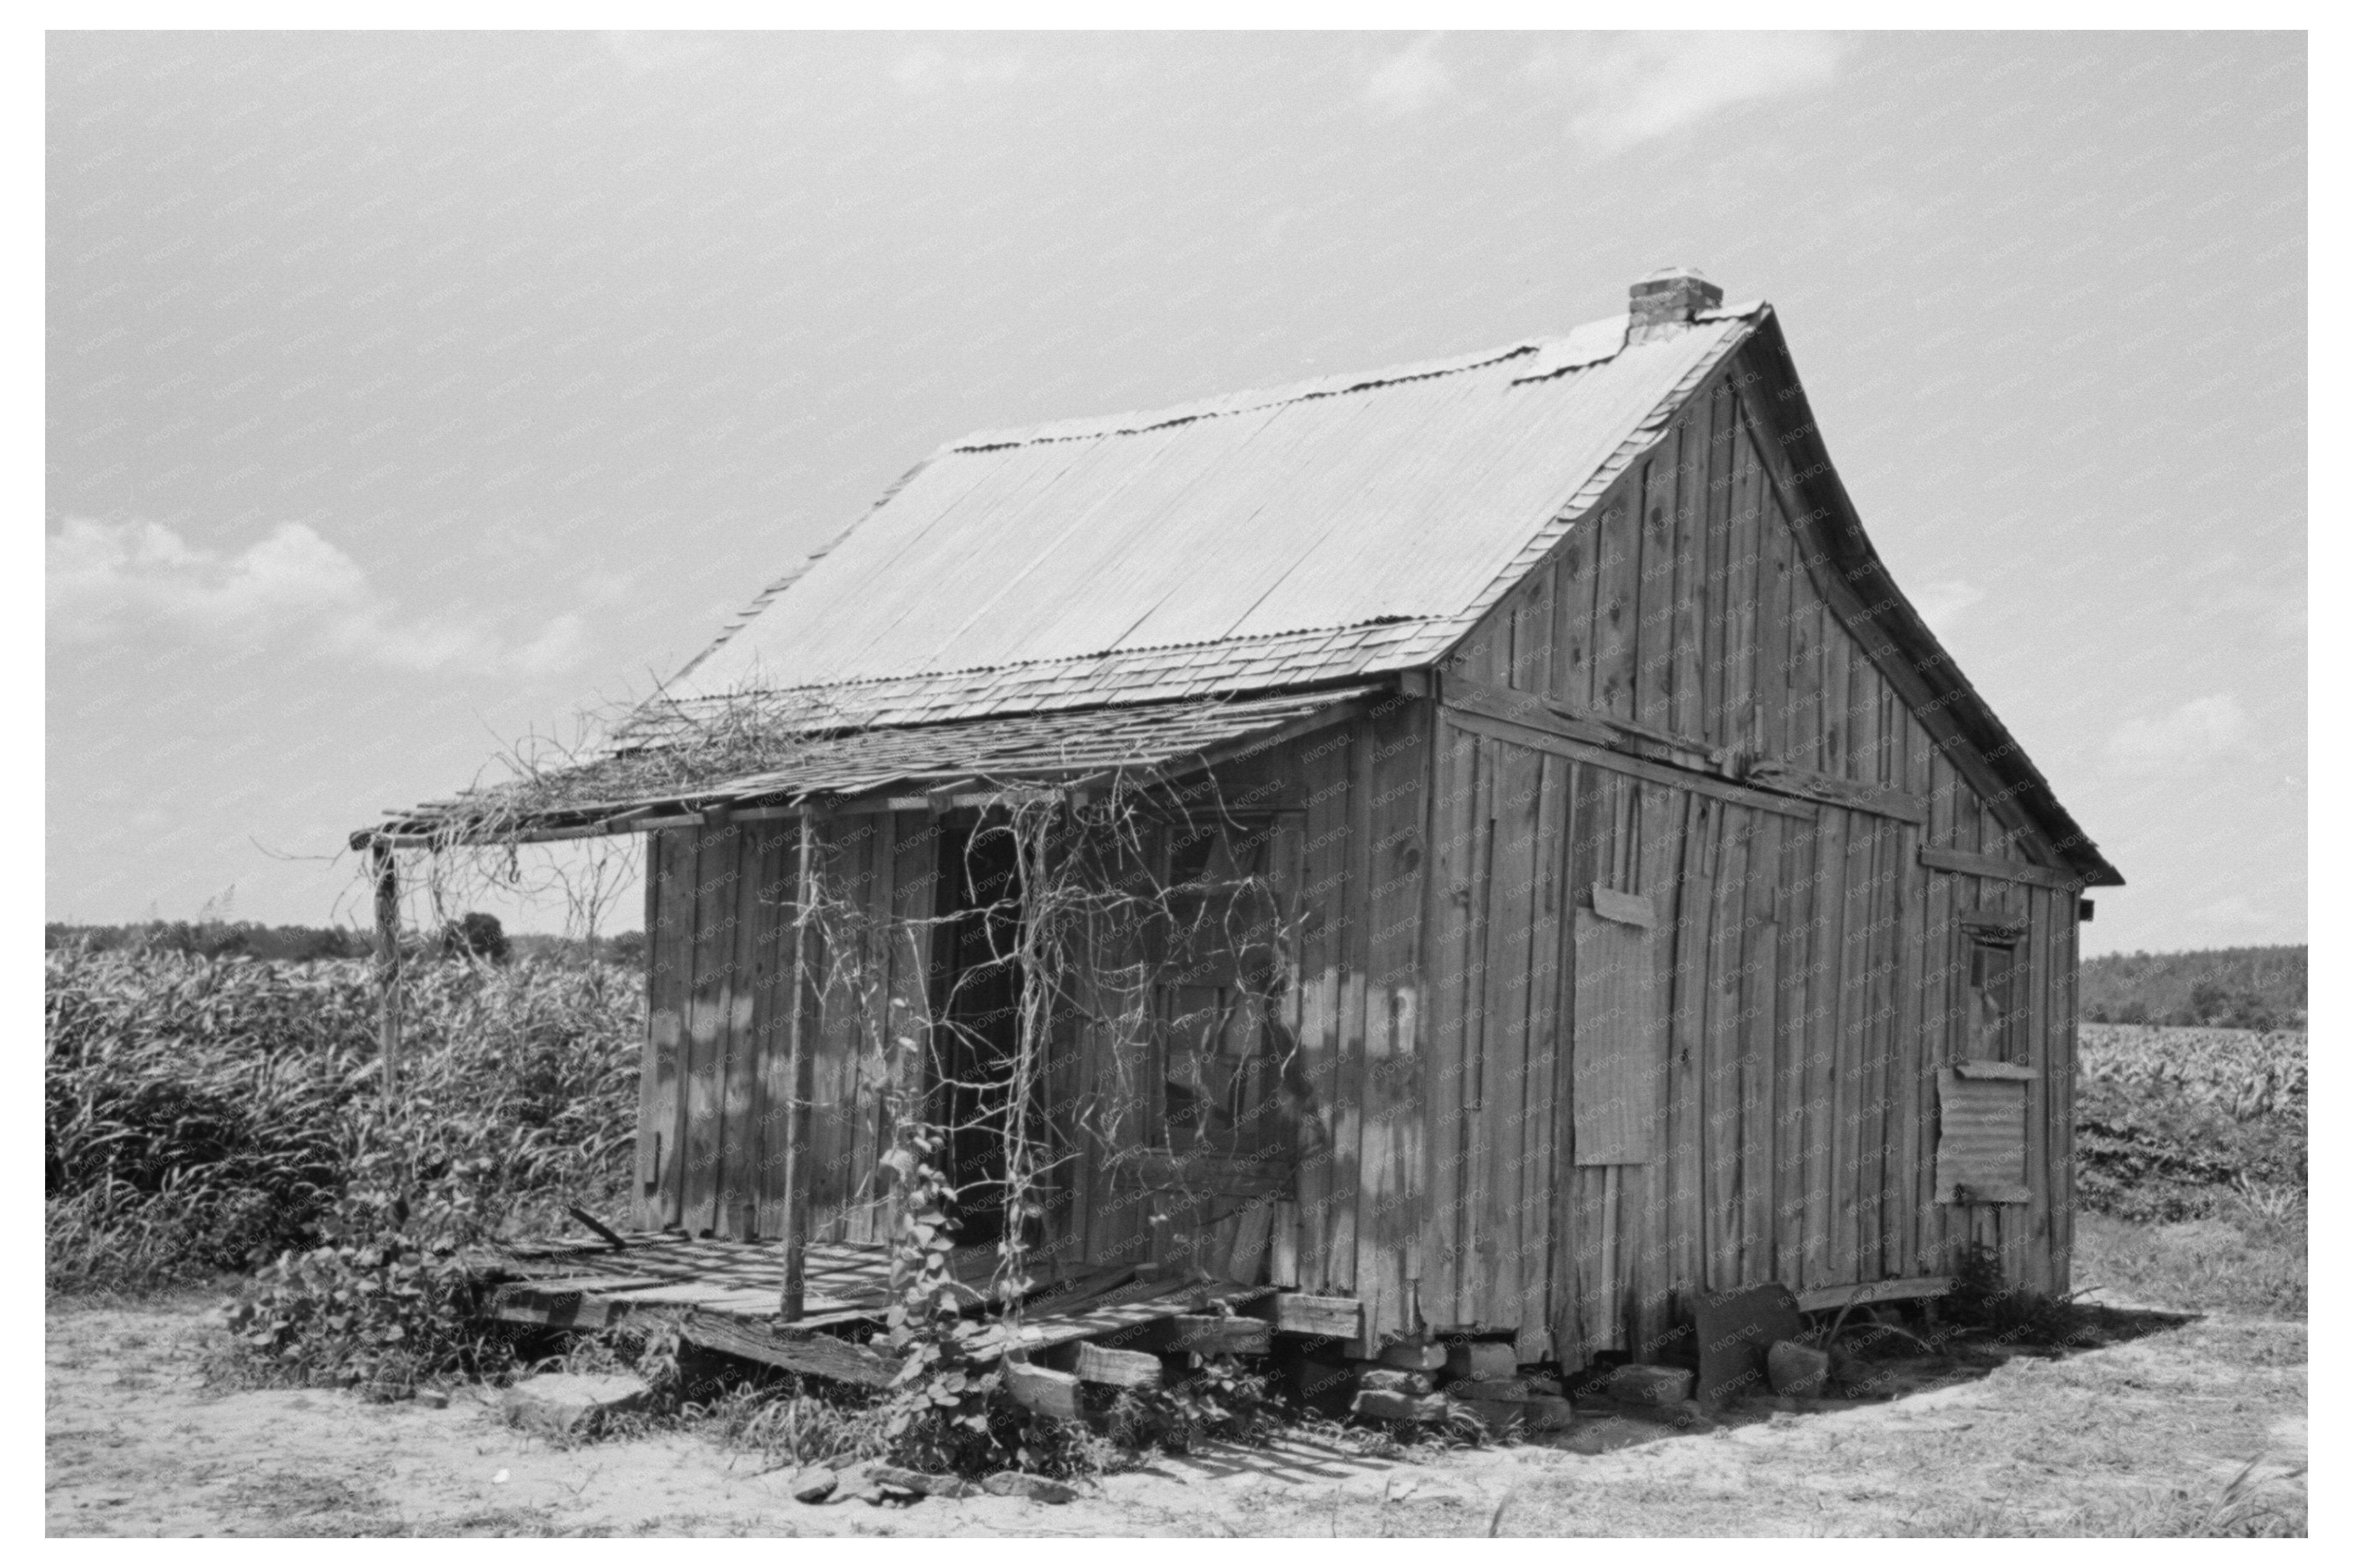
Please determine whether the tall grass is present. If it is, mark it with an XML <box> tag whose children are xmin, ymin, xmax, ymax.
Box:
<box><xmin>45</xmin><ymin>945</ymin><xmax>640</xmax><ymax>1296</ymax></box>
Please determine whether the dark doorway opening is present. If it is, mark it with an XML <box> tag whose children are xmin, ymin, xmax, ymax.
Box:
<box><xmin>931</xmin><ymin>819</ymin><xmax>1024</xmax><ymax>1247</ymax></box>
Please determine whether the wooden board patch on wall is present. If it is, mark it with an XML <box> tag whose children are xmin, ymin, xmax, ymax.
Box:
<box><xmin>1571</xmin><ymin>908</ymin><xmax>1659</xmax><ymax>1165</ymax></box>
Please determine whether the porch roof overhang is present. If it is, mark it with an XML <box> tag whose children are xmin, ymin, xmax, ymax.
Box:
<box><xmin>350</xmin><ymin>682</ymin><xmax>1388</xmax><ymax>850</ymax></box>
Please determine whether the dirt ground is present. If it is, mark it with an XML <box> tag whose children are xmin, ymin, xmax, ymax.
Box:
<box><xmin>48</xmin><ymin>1288</ymin><xmax>2305</xmax><ymax>1538</ymax></box>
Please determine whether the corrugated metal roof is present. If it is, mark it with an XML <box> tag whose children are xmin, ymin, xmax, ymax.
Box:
<box><xmin>673</xmin><ymin>309</ymin><xmax>1760</xmax><ymax>713</ymax></box>
<box><xmin>386</xmin><ymin>686</ymin><xmax>1376</xmax><ymax>838</ymax></box>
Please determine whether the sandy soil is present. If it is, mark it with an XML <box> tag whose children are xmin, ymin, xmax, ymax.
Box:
<box><xmin>47</xmin><ymin>1293</ymin><xmax>2305</xmax><ymax>1537</ymax></box>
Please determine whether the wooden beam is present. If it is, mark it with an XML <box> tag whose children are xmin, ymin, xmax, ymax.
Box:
<box><xmin>370</xmin><ymin>841</ymin><xmax>402</xmax><ymax>1095</ymax></box>
<box><xmin>1919</xmin><ymin>844</ymin><xmax>2086</xmax><ymax>892</ymax></box>
<box><xmin>1744</xmin><ymin>761</ymin><xmax>1929</xmax><ymax>826</ymax></box>
<box><xmin>1441</xmin><ymin>671</ymin><xmax>1707</xmax><ymax>757</ymax></box>
<box><xmin>1255</xmin><ymin>1292</ymin><xmax>1365</xmax><ymax>1343</ymax></box>
<box><xmin>1445</xmin><ymin>708</ymin><xmax>1817</xmax><ymax>822</ymax></box>
<box><xmin>673</xmin><ymin>1312</ymin><xmax>900</xmax><ymax>1388</ymax></box>
<box><xmin>1004</xmin><ymin>1362</ymin><xmax>1083</xmax><ymax>1420</ymax></box>
<box><xmin>1164</xmin><ymin>1315</ymin><xmax>1273</xmax><ymax>1356</ymax></box>
<box><xmin>1794</xmin><ymin>1276</ymin><xmax>1952</xmax><ymax>1314</ymax></box>
<box><xmin>1442</xmin><ymin>674</ymin><xmax>1935</xmax><ymax>828</ymax></box>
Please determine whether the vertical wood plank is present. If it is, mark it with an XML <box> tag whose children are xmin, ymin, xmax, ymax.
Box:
<box><xmin>716</xmin><ymin>820</ymin><xmax>765</xmax><ymax>1238</ymax></box>
<box><xmin>1702</xmin><ymin>803</ymin><xmax>1748</xmax><ymax>1289</ymax></box>
<box><xmin>1771</xmin><ymin>812</ymin><xmax>1815</xmax><ymax>1289</ymax></box>
<box><xmin>1469</xmin><ymin>739</ymin><xmax>1540</xmax><ymax>1329</ymax></box>
<box><xmin>1756</xmin><ymin>453</ymin><xmax>1795</xmax><ymax>765</ymax></box>
<box><xmin>1627</xmin><ymin>781</ymin><xmax>1678</xmax><ymax>1356</ymax></box>
<box><xmin>1853</xmin><ymin>661</ymin><xmax>1884</xmax><ymax>790</ymax></box>
<box><xmin>1636</xmin><ymin>436</ymin><xmax>1680</xmax><ymax>733</ymax></box>
<box><xmin>1512</xmin><ymin>574</ymin><xmax>1554</xmax><ymax>694</ymax></box>
<box><xmin>1555</xmin><ymin>507</ymin><xmax>1603</xmax><ymax>708</ymax></box>
<box><xmin>1665</xmin><ymin>789</ymin><xmax>1713</xmax><ymax>1310</ymax></box>
<box><xmin>1799</xmin><ymin>808</ymin><xmax>1847</xmax><ymax>1287</ymax></box>
<box><xmin>805</xmin><ymin>827</ymin><xmax>862</xmax><ymax>1241</ymax></box>
<box><xmin>1831</xmin><ymin>813</ymin><xmax>1877</xmax><ymax>1283</ymax></box>
<box><xmin>1550</xmin><ymin>762</ymin><xmax>1596</xmax><ymax>1363</ymax></box>
<box><xmin>1595</xmin><ymin>495</ymin><xmax>1640</xmax><ymax>720</ymax></box>
<box><xmin>1859</xmin><ymin>818</ymin><xmax>1897</xmax><ymax>1277</ymax></box>
<box><xmin>1421</xmin><ymin>720</ymin><xmax>1479</xmax><ymax>1319</ymax></box>
<box><xmin>1330</xmin><ymin>722</ymin><xmax>1374</xmax><ymax>1296</ymax></box>
<box><xmin>1448</xmin><ymin>739</ymin><xmax>1499</xmax><ymax>1325</ymax></box>
<box><xmin>682</xmin><ymin>822</ymin><xmax>737</xmax><ymax>1237</ymax></box>
<box><xmin>1738</xmin><ymin>811</ymin><xmax>1782</xmax><ymax>1285</ymax></box>
<box><xmin>1357</xmin><ymin>697</ymin><xmax>1431</xmax><ymax>1346</ymax></box>
<box><xmin>755</xmin><ymin>825</ymin><xmax>798</xmax><ymax>1241</ymax></box>
<box><xmin>1787</xmin><ymin>542</ymin><xmax>1824</xmax><ymax>768</ymax></box>
<box><xmin>1518</xmin><ymin>752</ymin><xmax>1569</xmax><ymax>1355</ymax></box>
<box><xmin>1822</xmin><ymin>623</ymin><xmax>1852</xmax><ymax>782</ymax></box>
<box><xmin>1891</xmin><ymin>816</ymin><xmax>1927</xmax><ymax>1280</ymax></box>
<box><xmin>1675</xmin><ymin>394</ymin><xmax>1713</xmax><ymax>741</ymax></box>
<box><xmin>1295</xmin><ymin>732</ymin><xmax>1350</xmax><ymax>1290</ymax></box>
<box><xmin>851</xmin><ymin>819</ymin><xmax>902</xmax><ymax>1245</ymax></box>
<box><xmin>1725</xmin><ymin>406</ymin><xmax>1764</xmax><ymax>758</ymax></box>
<box><xmin>642</xmin><ymin>830</ymin><xmax>692</xmax><ymax>1231</ymax></box>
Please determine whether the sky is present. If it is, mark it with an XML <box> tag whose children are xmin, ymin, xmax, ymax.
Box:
<box><xmin>46</xmin><ymin>30</ymin><xmax>2305</xmax><ymax>956</ymax></box>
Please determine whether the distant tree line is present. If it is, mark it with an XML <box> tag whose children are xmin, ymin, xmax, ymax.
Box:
<box><xmin>44</xmin><ymin>917</ymin><xmax>647</xmax><ymax>969</ymax></box>
<box><xmin>2080</xmin><ymin>944</ymin><xmax>2305</xmax><ymax>1030</ymax></box>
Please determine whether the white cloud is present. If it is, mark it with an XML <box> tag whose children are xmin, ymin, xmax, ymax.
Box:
<box><xmin>46</xmin><ymin>517</ymin><xmax>587</xmax><ymax>676</ymax></box>
<box><xmin>1365</xmin><ymin>40</ymin><xmax>1454</xmax><ymax>115</ymax></box>
<box><xmin>1912</xmin><ymin>578</ymin><xmax>1984</xmax><ymax>634</ymax></box>
<box><xmin>1527</xmin><ymin>32</ymin><xmax>1845</xmax><ymax>153</ymax></box>
<box><xmin>2104</xmin><ymin>693</ymin><xmax>2248</xmax><ymax>770</ymax></box>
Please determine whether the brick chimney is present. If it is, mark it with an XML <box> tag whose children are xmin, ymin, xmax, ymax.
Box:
<box><xmin>1627</xmin><ymin>267</ymin><xmax>1724</xmax><ymax>342</ymax></box>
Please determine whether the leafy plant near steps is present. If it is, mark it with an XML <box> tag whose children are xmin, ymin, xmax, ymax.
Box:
<box><xmin>218</xmin><ymin>1124</ymin><xmax>522</xmax><ymax>1396</ymax></box>
<box><xmin>876</xmin><ymin>1125</ymin><xmax>1009</xmax><ymax>1474</ymax></box>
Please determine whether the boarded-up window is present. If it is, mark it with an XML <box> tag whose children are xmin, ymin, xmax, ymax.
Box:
<box><xmin>1937</xmin><ymin>917</ymin><xmax>2032</xmax><ymax>1203</ymax></box>
<box><xmin>1934</xmin><ymin>1066</ymin><xmax>2032</xmax><ymax>1204</ymax></box>
<box><xmin>1572</xmin><ymin>895</ymin><xmax>1658</xmax><ymax>1165</ymax></box>
<box><xmin>1963</xmin><ymin>921</ymin><xmax>2025</xmax><ymax>1064</ymax></box>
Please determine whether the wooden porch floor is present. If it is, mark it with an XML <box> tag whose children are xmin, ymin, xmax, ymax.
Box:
<box><xmin>476</xmin><ymin>1231</ymin><xmax>1286</xmax><ymax>1386</ymax></box>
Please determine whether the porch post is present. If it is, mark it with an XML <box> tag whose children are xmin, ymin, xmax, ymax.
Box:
<box><xmin>370</xmin><ymin>839</ymin><xmax>402</xmax><ymax>1095</ymax></box>
<box><xmin>777</xmin><ymin>808</ymin><xmax>817</xmax><ymax>1321</ymax></box>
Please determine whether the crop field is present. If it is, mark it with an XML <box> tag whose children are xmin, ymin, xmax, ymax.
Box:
<box><xmin>2075</xmin><ymin>1023</ymin><xmax>2307</xmax><ymax>1223</ymax></box>
<box><xmin>44</xmin><ymin>946</ymin><xmax>640</xmax><ymax>1296</ymax></box>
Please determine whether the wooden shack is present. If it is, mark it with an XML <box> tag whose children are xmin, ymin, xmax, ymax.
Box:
<box><xmin>364</xmin><ymin>268</ymin><xmax>2120</xmax><ymax>1374</ymax></box>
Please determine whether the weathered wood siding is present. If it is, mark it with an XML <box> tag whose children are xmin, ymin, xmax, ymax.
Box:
<box><xmin>1415</xmin><ymin>711</ymin><xmax>2078</xmax><ymax>1363</ymax></box>
<box><xmin>1056</xmin><ymin>699</ymin><xmax>1431</xmax><ymax>1347</ymax></box>
<box><xmin>638</xmin><ymin>812</ymin><xmax>938</xmax><ymax>1242</ymax></box>
<box><xmin>1429</xmin><ymin>345</ymin><xmax>2082</xmax><ymax>1358</ymax></box>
